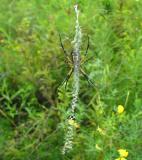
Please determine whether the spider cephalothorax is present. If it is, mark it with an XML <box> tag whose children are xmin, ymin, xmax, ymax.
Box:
<box><xmin>59</xmin><ymin>34</ymin><xmax>95</xmax><ymax>89</ymax></box>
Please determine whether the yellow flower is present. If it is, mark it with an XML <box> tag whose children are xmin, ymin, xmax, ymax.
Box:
<box><xmin>97</xmin><ymin>126</ymin><xmax>105</xmax><ymax>135</ymax></box>
<box><xmin>68</xmin><ymin>119</ymin><xmax>80</xmax><ymax>128</ymax></box>
<box><xmin>117</xmin><ymin>105</ymin><xmax>124</xmax><ymax>114</ymax></box>
<box><xmin>115</xmin><ymin>158</ymin><xmax>127</xmax><ymax>160</ymax></box>
<box><xmin>95</xmin><ymin>144</ymin><xmax>102</xmax><ymax>151</ymax></box>
<box><xmin>118</xmin><ymin>149</ymin><xmax>129</xmax><ymax>157</ymax></box>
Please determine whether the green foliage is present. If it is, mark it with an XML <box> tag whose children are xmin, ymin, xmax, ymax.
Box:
<box><xmin>0</xmin><ymin>0</ymin><xmax>142</xmax><ymax>159</ymax></box>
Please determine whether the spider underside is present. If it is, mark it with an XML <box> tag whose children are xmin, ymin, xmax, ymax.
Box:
<box><xmin>59</xmin><ymin>34</ymin><xmax>95</xmax><ymax>89</ymax></box>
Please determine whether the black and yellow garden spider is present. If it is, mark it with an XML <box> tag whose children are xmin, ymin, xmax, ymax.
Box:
<box><xmin>59</xmin><ymin>34</ymin><xmax>95</xmax><ymax>89</ymax></box>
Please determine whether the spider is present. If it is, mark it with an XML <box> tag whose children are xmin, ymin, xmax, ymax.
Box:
<box><xmin>59</xmin><ymin>34</ymin><xmax>96</xmax><ymax>89</ymax></box>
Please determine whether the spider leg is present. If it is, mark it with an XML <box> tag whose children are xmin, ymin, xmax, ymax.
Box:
<box><xmin>61</xmin><ymin>68</ymin><xmax>73</xmax><ymax>89</ymax></box>
<box><xmin>59</xmin><ymin>34</ymin><xmax>72</xmax><ymax>64</ymax></box>
<box><xmin>81</xmin><ymin>55</ymin><xmax>95</xmax><ymax>65</ymax></box>
<box><xmin>80</xmin><ymin>68</ymin><xmax>96</xmax><ymax>88</ymax></box>
<box><xmin>84</xmin><ymin>35</ymin><xmax>89</xmax><ymax>56</ymax></box>
<box><xmin>59</xmin><ymin>34</ymin><xmax>67</xmax><ymax>56</ymax></box>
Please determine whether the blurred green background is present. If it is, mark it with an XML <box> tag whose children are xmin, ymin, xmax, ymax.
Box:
<box><xmin>0</xmin><ymin>0</ymin><xmax>142</xmax><ymax>159</ymax></box>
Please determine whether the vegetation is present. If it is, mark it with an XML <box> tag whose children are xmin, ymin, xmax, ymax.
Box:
<box><xmin>0</xmin><ymin>0</ymin><xmax>142</xmax><ymax>159</ymax></box>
